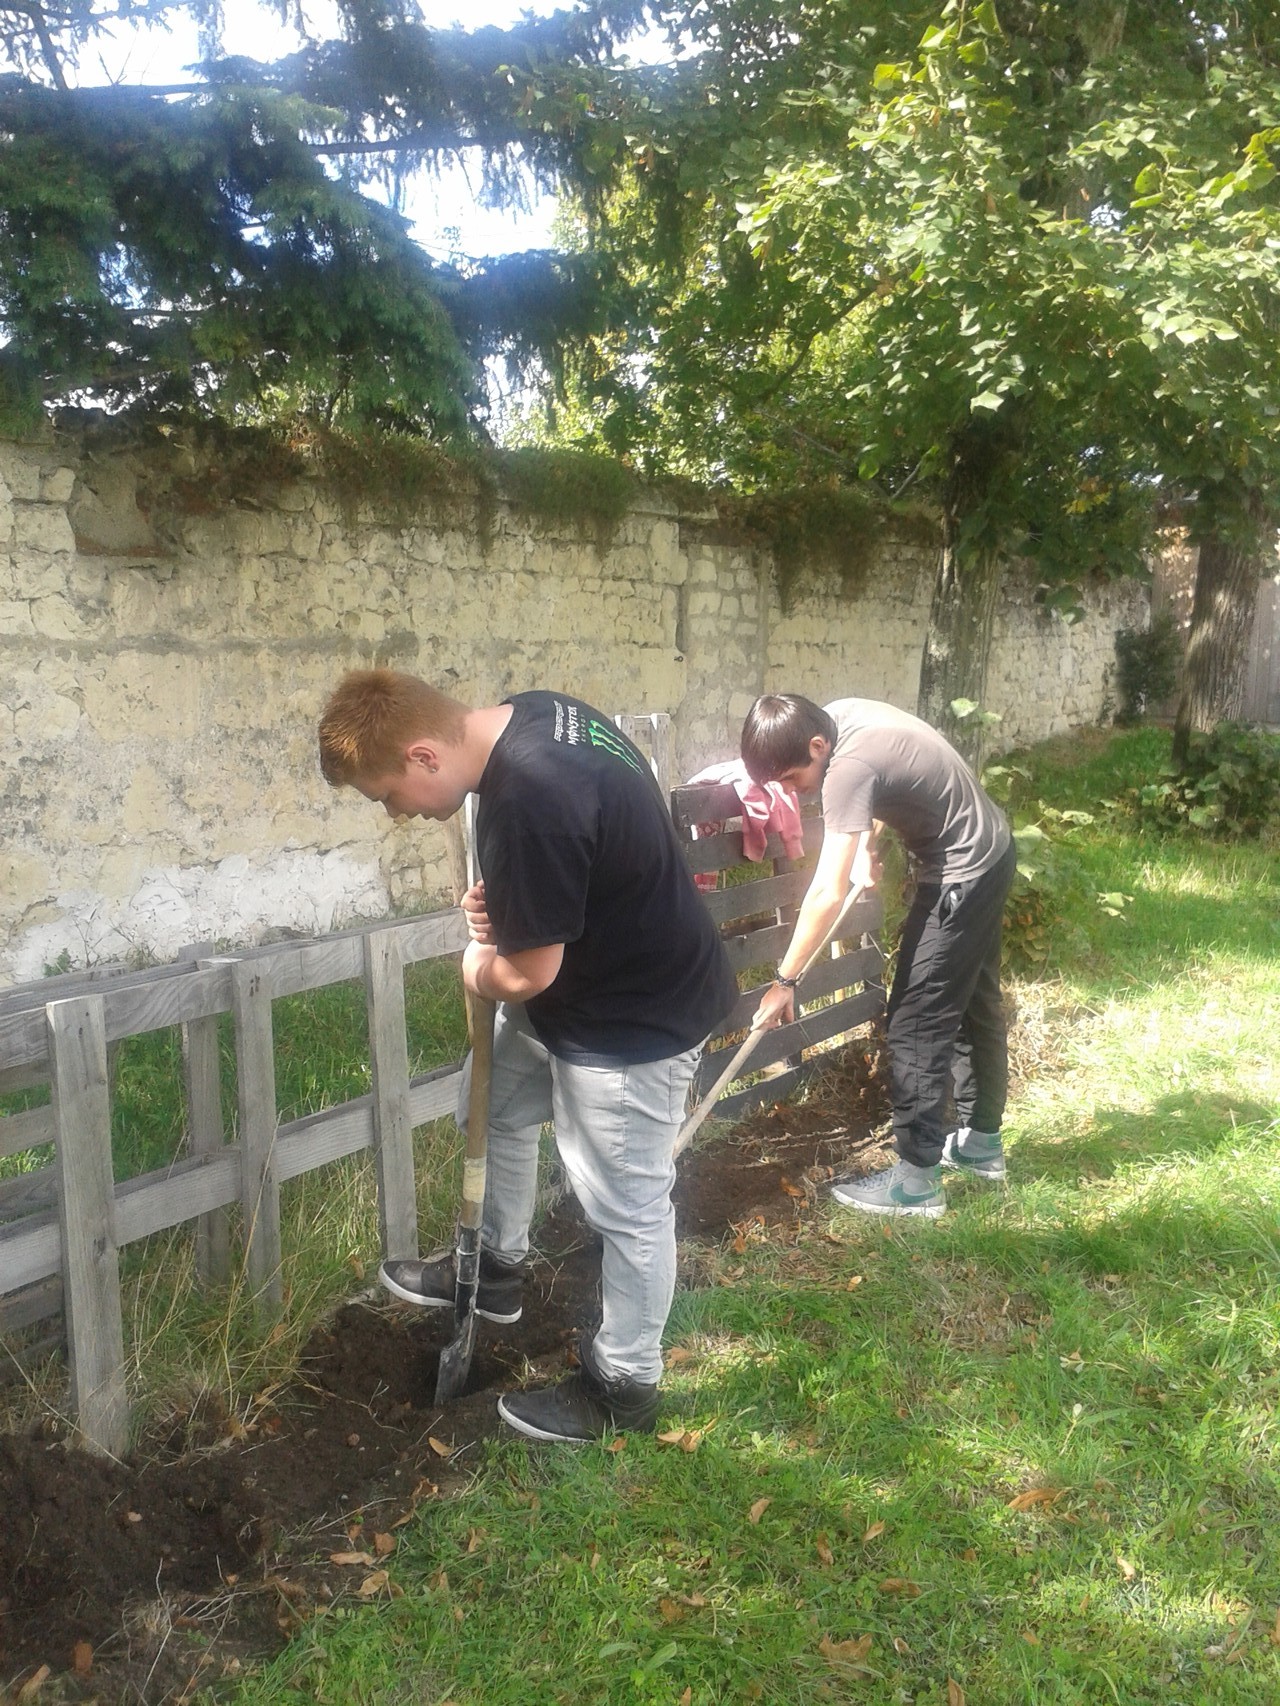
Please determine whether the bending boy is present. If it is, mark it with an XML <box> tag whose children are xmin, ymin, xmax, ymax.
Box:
<box><xmin>741</xmin><ymin>694</ymin><xmax>1016</xmax><ymax>1217</ymax></box>
<box><xmin>319</xmin><ymin>671</ymin><xmax>736</xmax><ymax>1440</ymax></box>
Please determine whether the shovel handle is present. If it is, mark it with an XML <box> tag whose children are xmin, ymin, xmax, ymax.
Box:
<box><xmin>459</xmin><ymin>992</ymin><xmax>495</xmax><ymax>1231</ymax></box>
<box><xmin>674</xmin><ymin>883</ymin><xmax>868</xmax><ymax>1156</ymax></box>
<box><xmin>444</xmin><ymin>810</ymin><xmax>495</xmax><ymax>1231</ymax></box>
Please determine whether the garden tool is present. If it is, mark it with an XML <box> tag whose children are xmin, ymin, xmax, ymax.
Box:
<box><xmin>674</xmin><ymin>883</ymin><xmax>868</xmax><ymax>1157</ymax></box>
<box><xmin>435</xmin><ymin>807</ymin><xmax>496</xmax><ymax>1405</ymax></box>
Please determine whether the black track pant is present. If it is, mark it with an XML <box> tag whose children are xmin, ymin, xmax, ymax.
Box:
<box><xmin>885</xmin><ymin>837</ymin><xmax>1017</xmax><ymax>1168</ymax></box>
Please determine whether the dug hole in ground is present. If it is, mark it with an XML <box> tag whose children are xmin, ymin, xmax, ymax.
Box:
<box><xmin>0</xmin><ymin>1038</ymin><xmax>890</xmax><ymax>1706</ymax></box>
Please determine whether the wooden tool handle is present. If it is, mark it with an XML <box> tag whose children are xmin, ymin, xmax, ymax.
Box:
<box><xmin>674</xmin><ymin>883</ymin><xmax>868</xmax><ymax>1156</ymax></box>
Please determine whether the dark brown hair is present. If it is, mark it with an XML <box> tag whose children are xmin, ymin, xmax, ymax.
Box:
<box><xmin>740</xmin><ymin>694</ymin><xmax>837</xmax><ymax>782</ymax></box>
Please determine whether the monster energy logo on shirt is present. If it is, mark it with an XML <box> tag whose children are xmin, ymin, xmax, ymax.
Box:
<box><xmin>551</xmin><ymin>699</ymin><xmax>645</xmax><ymax>774</ymax></box>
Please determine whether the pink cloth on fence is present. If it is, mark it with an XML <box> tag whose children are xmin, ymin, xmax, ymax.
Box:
<box><xmin>686</xmin><ymin>761</ymin><xmax>805</xmax><ymax>891</ymax></box>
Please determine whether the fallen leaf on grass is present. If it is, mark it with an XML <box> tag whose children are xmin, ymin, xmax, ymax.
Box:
<box><xmin>373</xmin><ymin>1532</ymin><xmax>395</xmax><ymax>1557</ymax></box>
<box><xmin>665</xmin><ymin>1346</ymin><xmax>696</xmax><ymax>1367</ymax></box>
<box><xmin>877</xmin><ymin>1578</ymin><xmax>921</xmax><ymax>1597</ymax></box>
<box><xmin>465</xmin><ymin>1529</ymin><xmax>483</xmax><ymax>1555</ymax></box>
<box><xmin>357</xmin><ymin>1571</ymin><xmax>389</xmax><ymax>1598</ymax></box>
<box><xmin>862</xmin><ymin>1520</ymin><xmax>886</xmax><ymax>1543</ymax></box>
<box><xmin>1117</xmin><ymin>1557</ymin><xmax>1137</xmax><ymax>1582</ymax></box>
<box><xmin>846</xmin><ymin>1275</ymin><xmax>863</xmax><ymax>1290</ymax></box>
<box><xmin>1270</xmin><ymin>1606</ymin><xmax>1280</xmax><ymax>1647</ymax></box>
<box><xmin>606</xmin><ymin>1437</ymin><xmax>626</xmax><ymax>1454</ymax></box>
<box><xmin>748</xmin><ymin>1497</ymin><xmax>772</xmax><ymax>1524</ymax></box>
<box><xmin>819</xmin><ymin>1633</ymin><xmax>873</xmax><ymax>1668</ymax></box>
<box><xmin>961</xmin><ymin>1548</ymin><xmax>978</xmax><ymax>1562</ymax></box>
<box><xmin>1007</xmin><ymin>1487</ymin><xmax>1065</xmax><ymax>1511</ymax></box>
<box><xmin>893</xmin><ymin>1637</ymin><xmax>912</xmax><ymax>1656</ymax></box>
<box><xmin>427</xmin><ymin>1437</ymin><xmax>453</xmax><ymax>1458</ymax></box>
<box><xmin>679</xmin><ymin>1691</ymin><xmax>692</xmax><ymax>1706</ymax></box>
<box><xmin>656</xmin><ymin>1427</ymin><xmax>703</xmax><ymax>1452</ymax></box>
<box><xmin>779</xmin><ymin>1177</ymin><xmax>805</xmax><ymax>1200</ymax></box>
<box><xmin>16</xmin><ymin>1667</ymin><xmax>51</xmax><ymax>1703</ymax></box>
<box><xmin>815</xmin><ymin>1532</ymin><xmax>834</xmax><ymax>1567</ymax></box>
<box><xmin>948</xmin><ymin>1682</ymin><xmax>966</xmax><ymax>1706</ymax></box>
<box><xmin>658</xmin><ymin>1598</ymin><xmax>687</xmax><ymax>1624</ymax></box>
<box><xmin>1021</xmin><ymin>1630</ymin><xmax>1041</xmax><ymax>1646</ymax></box>
<box><xmin>329</xmin><ymin>1551</ymin><xmax>375</xmax><ymax>1567</ymax></box>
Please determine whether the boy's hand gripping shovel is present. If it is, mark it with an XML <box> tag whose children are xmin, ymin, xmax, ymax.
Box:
<box><xmin>674</xmin><ymin>883</ymin><xmax>867</xmax><ymax>1159</ymax></box>
<box><xmin>435</xmin><ymin>810</ymin><xmax>496</xmax><ymax>1405</ymax></box>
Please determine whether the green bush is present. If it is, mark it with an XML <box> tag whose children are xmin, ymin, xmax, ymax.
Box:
<box><xmin>1137</xmin><ymin>721</ymin><xmax>1280</xmax><ymax>837</ymax></box>
<box><xmin>1114</xmin><ymin>611</ymin><xmax>1181</xmax><ymax>723</ymax></box>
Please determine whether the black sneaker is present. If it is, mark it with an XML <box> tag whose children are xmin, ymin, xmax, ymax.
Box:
<box><xmin>378</xmin><ymin>1249</ymin><xmax>525</xmax><ymax>1324</ymax></box>
<box><xmin>497</xmin><ymin>1338</ymin><xmax>660</xmax><ymax>1443</ymax></box>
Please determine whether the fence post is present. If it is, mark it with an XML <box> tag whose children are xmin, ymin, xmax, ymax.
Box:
<box><xmin>179</xmin><ymin>943</ymin><xmax>230</xmax><ymax>1288</ymax></box>
<box><xmin>48</xmin><ymin>995</ymin><xmax>129</xmax><ymax>1458</ymax></box>
<box><xmin>230</xmin><ymin>958</ymin><xmax>282</xmax><ymax>1318</ymax></box>
<box><xmin>364</xmin><ymin>929</ymin><xmax>419</xmax><ymax>1263</ymax></box>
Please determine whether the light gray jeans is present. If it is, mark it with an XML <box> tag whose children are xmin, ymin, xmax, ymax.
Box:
<box><xmin>457</xmin><ymin>1002</ymin><xmax>702</xmax><ymax>1386</ymax></box>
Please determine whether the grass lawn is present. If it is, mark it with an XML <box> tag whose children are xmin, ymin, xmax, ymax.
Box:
<box><xmin>5</xmin><ymin>727</ymin><xmax>1277</xmax><ymax>1704</ymax></box>
<box><xmin>194</xmin><ymin>727</ymin><xmax>1280</xmax><ymax>1706</ymax></box>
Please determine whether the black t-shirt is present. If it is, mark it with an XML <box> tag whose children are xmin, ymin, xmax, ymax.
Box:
<box><xmin>476</xmin><ymin>693</ymin><xmax>737</xmax><ymax>1064</ymax></box>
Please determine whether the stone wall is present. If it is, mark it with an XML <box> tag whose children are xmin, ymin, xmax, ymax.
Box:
<box><xmin>0</xmin><ymin>432</ymin><xmax>1147</xmax><ymax>984</ymax></box>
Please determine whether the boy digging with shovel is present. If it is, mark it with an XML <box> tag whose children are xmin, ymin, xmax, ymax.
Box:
<box><xmin>318</xmin><ymin>671</ymin><xmax>736</xmax><ymax>1441</ymax></box>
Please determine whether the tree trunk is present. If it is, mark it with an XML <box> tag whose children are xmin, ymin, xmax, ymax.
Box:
<box><xmin>1171</xmin><ymin>524</ymin><xmax>1267</xmax><ymax>768</ymax></box>
<box><xmin>917</xmin><ymin>439</ymin><xmax>1006</xmax><ymax>770</ymax></box>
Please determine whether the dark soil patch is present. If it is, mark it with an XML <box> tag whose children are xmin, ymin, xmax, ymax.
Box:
<box><xmin>0</xmin><ymin>1043</ymin><xmax>887</xmax><ymax>1705</ymax></box>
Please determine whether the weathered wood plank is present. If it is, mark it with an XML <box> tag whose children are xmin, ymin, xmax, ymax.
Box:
<box><xmin>715</xmin><ymin>943</ymin><xmax>885</xmax><ymax>1035</ymax></box>
<box><xmin>114</xmin><ymin>1150</ymin><xmax>241</xmax><ymax>1247</ymax></box>
<box><xmin>712</xmin><ymin>1061</ymin><xmax>810</xmax><ymax>1122</ymax></box>
<box><xmin>694</xmin><ymin>985</ymin><xmax>883</xmax><ymax>1097</ymax></box>
<box><xmin>0</xmin><ymin>1101</ymin><xmax>53</xmax><ymax>1160</ymax></box>
<box><xmin>669</xmin><ymin>779</ymin><xmax>747</xmax><ymax>829</ymax></box>
<box><xmin>365</xmin><ymin>930</ymin><xmax>418</xmax><ymax>1263</ymax></box>
<box><xmin>0</xmin><ymin>1062</ymin><xmax>467</xmax><ymax>1295</ymax></box>
<box><xmin>179</xmin><ymin>945</ymin><xmax>229</xmax><ymax>1289</ymax></box>
<box><xmin>700</xmin><ymin>870</ymin><xmax>813</xmax><ymax>925</ymax></box>
<box><xmin>0</xmin><ymin>960</ymin><xmax>184</xmax><ymax>1016</ymax></box>
<box><xmin>0</xmin><ymin>1273</ymin><xmax>62</xmax><ymax>1335</ymax></box>
<box><xmin>0</xmin><ymin>1165</ymin><xmax>56</xmax><ymax>1222</ymax></box>
<box><xmin>682</xmin><ymin>818</ymin><xmax>826</xmax><ymax>876</ymax></box>
<box><xmin>0</xmin><ymin>1213</ymin><xmax>61</xmax><ymax>1292</ymax></box>
<box><xmin>722</xmin><ymin>922</ymin><xmax>794</xmax><ymax>973</ymax></box>
<box><xmin>231</xmin><ymin>960</ymin><xmax>282</xmax><ymax>1317</ymax></box>
<box><xmin>48</xmin><ymin>997</ymin><xmax>128</xmax><ymax>1459</ymax></box>
<box><xmin>0</xmin><ymin>912</ymin><xmax>468</xmax><ymax>1076</ymax></box>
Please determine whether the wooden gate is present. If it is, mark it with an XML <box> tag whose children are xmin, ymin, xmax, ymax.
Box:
<box><xmin>670</xmin><ymin>779</ymin><xmax>885</xmax><ymax>1122</ymax></box>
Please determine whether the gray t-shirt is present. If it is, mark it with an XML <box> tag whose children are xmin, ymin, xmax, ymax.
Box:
<box><xmin>822</xmin><ymin>698</ymin><xmax>1011</xmax><ymax>884</ymax></box>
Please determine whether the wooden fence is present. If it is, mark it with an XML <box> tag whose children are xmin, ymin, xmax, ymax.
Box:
<box><xmin>0</xmin><ymin>912</ymin><xmax>468</xmax><ymax>1456</ymax></box>
<box><xmin>670</xmin><ymin>779</ymin><xmax>885</xmax><ymax>1122</ymax></box>
<box><xmin>0</xmin><ymin>752</ymin><xmax>883</xmax><ymax>1458</ymax></box>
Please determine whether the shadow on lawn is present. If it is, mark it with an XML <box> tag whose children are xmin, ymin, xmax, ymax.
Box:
<box><xmin>1013</xmin><ymin>1091</ymin><xmax>1277</xmax><ymax>1182</ymax></box>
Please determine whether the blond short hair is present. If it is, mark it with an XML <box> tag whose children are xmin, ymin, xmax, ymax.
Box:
<box><xmin>318</xmin><ymin>669</ymin><xmax>469</xmax><ymax>786</ymax></box>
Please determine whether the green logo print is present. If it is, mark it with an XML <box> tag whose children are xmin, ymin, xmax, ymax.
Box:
<box><xmin>587</xmin><ymin>718</ymin><xmax>646</xmax><ymax>774</ymax></box>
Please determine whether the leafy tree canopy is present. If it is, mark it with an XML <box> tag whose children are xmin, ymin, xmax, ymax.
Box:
<box><xmin>549</xmin><ymin>1</ymin><xmax>1280</xmax><ymax>596</ymax></box>
<box><xmin>0</xmin><ymin>0</ymin><xmax>651</xmax><ymax>434</ymax></box>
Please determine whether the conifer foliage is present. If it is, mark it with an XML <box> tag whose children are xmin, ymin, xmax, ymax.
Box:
<box><xmin>0</xmin><ymin>0</ymin><xmax>646</xmax><ymax>432</ymax></box>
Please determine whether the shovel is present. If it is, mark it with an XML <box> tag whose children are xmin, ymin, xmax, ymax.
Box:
<box><xmin>674</xmin><ymin>883</ymin><xmax>868</xmax><ymax>1158</ymax></box>
<box><xmin>435</xmin><ymin>811</ymin><xmax>496</xmax><ymax>1405</ymax></box>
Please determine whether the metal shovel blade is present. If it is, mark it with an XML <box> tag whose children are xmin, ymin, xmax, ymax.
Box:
<box><xmin>434</xmin><ymin>1224</ymin><xmax>480</xmax><ymax>1404</ymax></box>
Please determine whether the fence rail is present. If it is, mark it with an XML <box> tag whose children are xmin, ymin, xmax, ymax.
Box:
<box><xmin>670</xmin><ymin>778</ymin><xmax>885</xmax><ymax>1122</ymax></box>
<box><xmin>1</xmin><ymin>741</ymin><xmax>884</xmax><ymax>1456</ymax></box>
